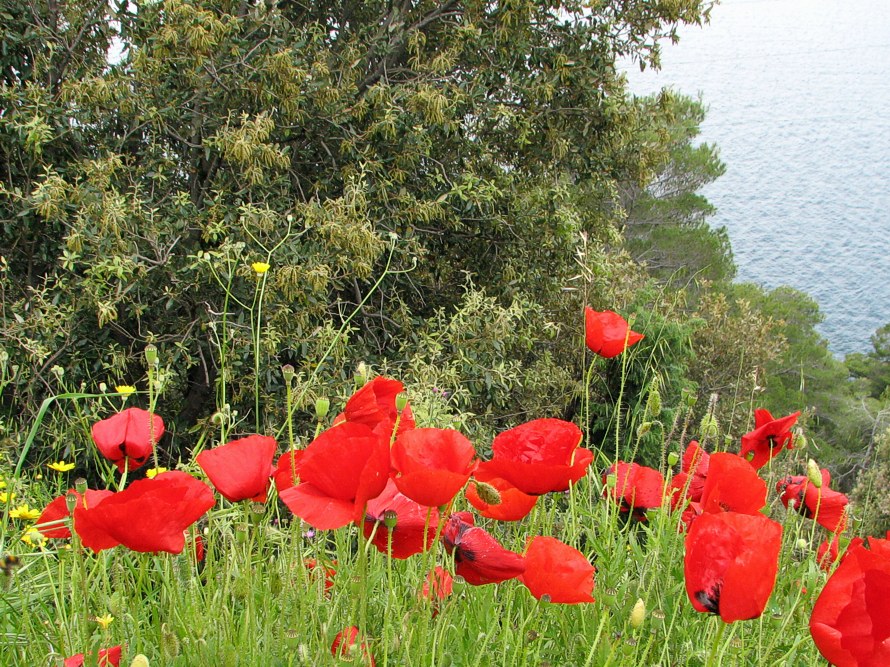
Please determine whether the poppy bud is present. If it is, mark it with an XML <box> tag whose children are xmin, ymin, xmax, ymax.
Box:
<box><xmin>129</xmin><ymin>655</ymin><xmax>150</xmax><ymax>667</ymax></box>
<box><xmin>75</xmin><ymin>478</ymin><xmax>87</xmax><ymax>494</ymax></box>
<box><xmin>395</xmin><ymin>392</ymin><xmax>408</xmax><ymax>413</ymax></box>
<box><xmin>281</xmin><ymin>364</ymin><xmax>295</xmax><ymax>382</ymax></box>
<box><xmin>667</xmin><ymin>452</ymin><xmax>680</xmax><ymax>467</ymax></box>
<box><xmin>636</xmin><ymin>422</ymin><xmax>653</xmax><ymax>438</ymax></box>
<box><xmin>383</xmin><ymin>510</ymin><xmax>398</xmax><ymax>529</ymax></box>
<box><xmin>144</xmin><ymin>344</ymin><xmax>158</xmax><ymax>367</ymax></box>
<box><xmin>645</xmin><ymin>384</ymin><xmax>662</xmax><ymax>417</ymax></box>
<box><xmin>681</xmin><ymin>388</ymin><xmax>697</xmax><ymax>408</ymax></box>
<box><xmin>474</xmin><ymin>481</ymin><xmax>502</xmax><ymax>506</ymax></box>
<box><xmin>807</xmin><ymin>459</ymin><xmax>822</xmax><ymax>488</ymax></box>
<box><xmin>354</xmin><ymin>362</ymin><xmax>369</xmax><ymax>388</ymax></box>
<box><xmin>605</xmin><ymin>473</ymin><xmax>617</xmax><ymax>489</ymax></box>
<box><xmin>795</xmin><ymin>429</ymin><xmax>808</xmax><ymax>450</ymax></box>
<box><xmin>161</xmin><ymin>622</ymin><xmax>180</xmax><ymax>660</ymax></box>
<box><xmin>315</xmin><ymin>397</ymin><xmax>330</xmax><ymax>420</ymax></box>
<box><xmin>699</xmin><ymin>413</ymin><xmax>718</xmax><ymax>438</ymax></box>
<box><xmin>796</xmin><ymin>538</ymin><xmax>808</xmax><ymax>550</ymax></box>
<box><xmin>99</xmin><ymin>382</ymin><xmax>107</xmax><ymax>392</ymax></box>
<box><xmin>630</xmin><ymin>598</ymin><xmax>646</xmax><ymax>628</ymax></box>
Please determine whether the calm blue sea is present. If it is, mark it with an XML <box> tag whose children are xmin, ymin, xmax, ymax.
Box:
<box><xmin>624</xmin><ymin>0</ymin><xmax>890</xmax><ymax>356</ymax></box>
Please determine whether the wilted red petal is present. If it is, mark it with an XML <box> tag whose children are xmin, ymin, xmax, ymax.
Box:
<box><xmin>811</xmin><ymin>543</ymin><xmax>890</xmax><ymax>666</ymax></box>
<box><xmin>777</xmin><ymin>470</ymin><xmax>849</xmax><ymax>533</ymax></box>
<box><xmin>739</xmin><ymin>409</ymin><xmax>800</xmax><ymax>470</ymax></box>
<box><xmin>520</xmin><ymin>536</ymin><xmax>595</xmax><ymax>604</ymax></box>
<box><xmin>699</xmin><ymin>452</ymin><xmax>767</xmax><ymax>516</ymax></box>
<box><xmin>466</xmin><ymin>471</ymin><xmax>538</xmax><ymax>522</ymax></box>
<box><xmin>63</xmin><ymin>645</ymin><xmax>122</xmax><ymax>667</ymax></box>
<box><xmin>363</xmin><ymin>479</ymin><xmax>439</xmax><ymax>559</ymax></box>
<box><xmin>422</xmin><ymin>566</ymin><xmax>454</xmax><ymax>601</ymax></box>
<box><xmin>584</xmin><ymin>307</ymin><xmax>644</xmax><ymax>358</ymax></box>
<box><xmin>442</xmin><ymin>513</ymin><xmax>525</xmax><ymax>585</ymax></box>
<box><xmin>197</xmin><ymin>434</ymin><xmax>277</xmax><ymax>503</ymax></box>
<box><xmin>482</xmin><ymin>418</ymin><xmax>590</xmax><ymax>495</ymax></box>
<box><xmin>91</xmin><ymin>408</ymin><xmax>164</xmax><ymax>473</ymax></box>
<box><xmin>36</xmin><ymin>489</ymin><xmax>113</xmax><ymax>539</ymax></box>
<box><xmin>684</xmin><ymin>511</ymin><xmax>782</xmax><ymax>623</ymax></box>
<box><xmin>73</xmin><ymin>471</ymin><xmax>214</xmax><ymax>554</ymax></box>
<box><xmin>392</xmin><ymin>428</ymin><xmax>477</xmax><ymax>507</ymax></box>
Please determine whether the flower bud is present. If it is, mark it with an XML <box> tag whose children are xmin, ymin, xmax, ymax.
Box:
<box><xmin>796</xmin><ymin>538</ymin><xmax>808</xmax><ymax>550</ymax></box>
<box><xmin>645</xmin><ymin>384</ymin><xmax>662</xmax><ymax>417</ymax></box>
<box><xmin>474</xmin><ymin>481</ymin><xmax>502</xmax><ymax>506</ymax></box>
<box><xmin>74</xmin><ymin>478</ymin><xmax>87</xmax><ymax>494</ymax></box>
<box><xmin>807</xmin><ymin>459</ymin><xmax>823</xmax><ymax>488</ymax></box>
<box><xmin>666</xmin><ymin>452</ymin><xmax>680</xmax><ymax>467</ymax></box>
<box><xmin>383</xmin><ymin>510</ymin><xmax>398</xmax><ymax>530</ymax></box>
<box><xmin>129</xmin><ymin>655</ymin><xmax>150</xmax><ymax>667</ymax></box>
<box><xmin>636</xmin><ymin>422</ymin><xmax>653</xmax><ymax>438</ymax></box>
<box><xmin>395</xmin><ymin>392</ymin><xmax>409</xmax><ymax>413</ymax></box>
<box><xmin>315</xmin><ymin>397</ymin><xmax>330</xmax><ymax>420</ymax></box>
<box><xmin>699</xmin><ymin>413</ymin><xmax>719</xmax><ymax>438</ymax></box>
<box><xmin>354</xmin><ymin>362</ymin><xmax>368</xmax><ymax>388</ymax></box>
<box><xmin>630</xmin><ymin>598</ymin><xmax>646</xmax><ymax>629</ymax></box>
<box><xmin>605</xmin><ymin>473</ymin><xmax>617</xmax><ymax>489</ymax></box>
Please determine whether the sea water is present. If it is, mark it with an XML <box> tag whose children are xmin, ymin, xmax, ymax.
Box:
<box><xmin>624</xmin><ymin>0</ymin><xmax>890</xmax><ymax>355</ymax></box>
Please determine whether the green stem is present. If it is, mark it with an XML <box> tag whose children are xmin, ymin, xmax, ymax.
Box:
<box><xmin>705</xmin><ymin>619</ymin><xmax>728</xmax><ymax>667</ymax></box>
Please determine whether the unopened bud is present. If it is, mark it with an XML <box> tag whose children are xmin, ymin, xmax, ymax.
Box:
<box><xmin>636</xmin><ymin>422</ymin><xmax>653</xmax><ymax>438</ymax></box>
<box><xmin>681</xmin><ymin>388</ymin><xmax>697</xmax><ymax>408</ymax></box>
<box><xmin>144</xmin><ymin>344</ymin><xmax>158</xmax><ymax>366</ymax></box>
<box><xmin>395</xmin><ymin>392</ymin><xmax>409</xmax><ymax>412</ymax></box>
<box><xmin>630</xmin><ymin>598</ymin><xmax>646</xmax><ymax>628</ymax></box>
<box><xmin>129</xmin><ymin>655</ymin><xmax>150</xmax><ymax>667</ymax></box>
<box><xmin>474</xmin><ymin>481</ymin><xmax>502</xmax><ymax>506</ymax></box>
<box><xmin>807</xmin><ymin>459</ymin><xmax>823</xmax><ymax>488</ymax></box>
<box><xmin>699</xmin><ymin>413</ymin><xmax>718</xmax><ymax>438</ymax></box>
<box><xmin>645</xmin><ymin>385</ymin><xmax>662</xmax><ymax>417</ymax></box>
<box><xmin>667</xmin><ymin>452</ymin><xmax>680</xmax><ymax>467</ymax></box>
<box><xmin>796</xmin><ymin>538</ymin><xmax>808</xmax><ymax>550</ymax></box>
<box><xmin>383</xmin><ymin>510</ymin><xmax>398</xmax><ymax>529</ymax></box>
<box><xmin>605</xmin><ymin>473</ymin><xmax>617</xmax><ymax>489</ymax></box>
<box><xmin>795</xmin><ymin>429</ymin><xmax>808</xmax><ymax>450</ymax></box>
<box><xmin>354</xmin><ymin>362</ymin><xmax>368</xmax><ymax>388</ymax></box>
<box><xmin>315</xmin><ymin>397</ymin><xmax>330</xmax><ymax>420</ymax></box>
<box><xmin>74</xmin><ymin>478</ymin><xmax>87</xmax><ymax>494</ymax></box>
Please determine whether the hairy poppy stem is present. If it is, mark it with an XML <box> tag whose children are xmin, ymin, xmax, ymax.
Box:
<box><xmin>705</xmin><ymin>619</ymin><xmax>727</xmax><ymax>667</ymax></box>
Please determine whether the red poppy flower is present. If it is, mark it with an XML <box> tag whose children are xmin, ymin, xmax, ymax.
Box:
<box><xmin>421</xmin><ymin>566</ymin><xmax>455</xmax><ymax>602</ymax></box>
<box><xmin>442</xmin><ymin>511</ymin><xmax>526</xmax><ymax>586</ymax></box>
<box><xmin>777</xmin><ymin>468</ymin><xmax>849</xmax><ymax>533</ymax></box>
<box><xmin>73</xmin><ymin>471</ymin><xmax>215</xmax><ymax>554</ymax></box>
<box><xmin>698</xmin><ymin>452</ymin><xmax>767</xmax><ymax>516</ymax></box>
<box><xmin>64</xmin><ymin>645</ymin><xmax>122</xmax><ymax>667</ymax></box>
<box><xmin>669</xmin><ymin>441</ymin><xmax>710</xmax><ymax>510</ymax></box>
<box><xmin>520</xmin><ymin>536</ymin><xmax>595</xmax><ymax>604</ymax></box>
<box><xmin>279</xmin><ymin>422</ymin><xmax>390</xmax><ymax>530</ymax></box>
<box><xmin>477</xmin><ymin>418</ymin><xmax>591</xmax><ymax>495</ymax></box>
<box><xmin>466</xmin><ymin>470</ymin><xmax>538</xmax><ymax>522</ymax></box>
<box><xmin>604</xmin><ymin>461</ymin><xmax>664</xmax><ymax>520</ymax></box>
<box><xmin>331</xmin><ymin>626</ymin><xmax>375</xmax><ymax>666</ymax></box>
<box><xmin>363</xmin><ymin>479</ymin><xmax>439</xmax><ymax>559</ymax></box>
<box><xmin>36</xmin><ymin>488</ymin><xmax>113</xmax><ymax>539</ymax></box>
<box><xmin>684</xmin><ymin>511</ymin><xmax>782</xmax><ymax>623</ymax></box>
<box><xmin>810</xmin><ymin>542</ymin><xmax>890</xmax><ymax>666</ymax></box>
<box><xmin>337</xmin><ymin>376</ymin><xmax>415</xmax><ymax>440</ymax></box>
<box><xmin>584</xmin><ymin>307</ymin><xmax>644</xmax><ymax>358</ymax></box>
<box><xmin>272</xmin><ymin>449</ymin><xmax>303</xmax><ymax>494</ymax></box>
<box><xmin>739</xmin><ymin>408</ymin><xmax>800</xmax><ymax>470</ymax></box>
<box><xmin>196</xmin><ymin>434</ymin><xmax>277</xmax><ymax>503</ymax></box>
<box><xmin>391</xmin><ymin>428</ymin><xmax>477</xmax><ymax>507</ymax></box>
<box><xmin>817</xmin><ymin>536</ymin><xmax>865</xmax><ymax>573</ymax></box>
<box><xmin>91</xmin><ymin>407</ymin><xmax>164</xmax><ymax>473</ymax></box>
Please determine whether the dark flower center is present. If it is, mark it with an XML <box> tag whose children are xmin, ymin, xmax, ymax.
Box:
<box><xmin>695</xmin><ymin>585</ymin><xmax>721</xmax><ymax>615</ymax></box>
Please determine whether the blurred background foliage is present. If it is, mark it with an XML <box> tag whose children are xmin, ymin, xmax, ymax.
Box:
<box><xmin>0</xmin><ymin>0</ymin><xmax>887</xmax><ymax>517</ymax></box>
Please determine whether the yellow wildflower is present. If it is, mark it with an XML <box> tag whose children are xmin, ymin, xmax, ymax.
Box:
<box><xmin>0</xmin><ymin>491</ymin><xmax>15</xmax><ymax>503</ymax></box>
<box><xmin>9</xmin><ymin>505</ymin><xmax>40</xmax><ymax>521</ymax></box>
<box><xmin>251</xmin><ymin>261</ymin><xmax>270</xmax><ymax>275</ymax></box>
<box><xmin>48</xmin><ymin>461</ymin><xmax>75</xmax><ymax>472</ymax></box>
<box><xmin>94</xmin><ymin>613</ymin><xmax>114</xmax><ymax>630</ymax></box>
<box><xmin>115</xmin><ymin>385</ymin><xmax>137</xmax><ymax>396</ymax></box>
<box><xmin>145</xmin><ymin>467</ymin><xmax>168</xmax><ymax>479</ymax></box>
